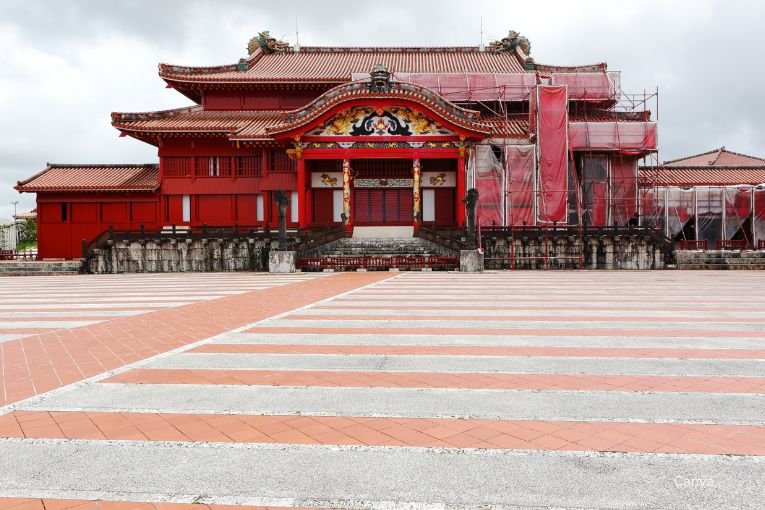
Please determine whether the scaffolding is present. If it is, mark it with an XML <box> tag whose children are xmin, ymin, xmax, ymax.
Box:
<box><xmin>457</xmin><ymin>75</ymin><xmax>658</xmax><ymax>229</ymax></box>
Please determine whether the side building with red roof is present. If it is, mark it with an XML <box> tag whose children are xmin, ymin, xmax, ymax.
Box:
<box><xmin>17</xmin><ymin>31</ymin><xmax>658</xmax><ymax>260</ymax></box>
<box><xmin>639</xmin><ymin>147</ymin><xmax>765</xmax><ymax>250</ymax></box>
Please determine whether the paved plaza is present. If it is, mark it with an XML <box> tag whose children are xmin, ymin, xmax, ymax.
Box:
<box><xmin>0</xmin><ymin>271</ymin><xmax>764</xmax><ymax>509</ymax></box>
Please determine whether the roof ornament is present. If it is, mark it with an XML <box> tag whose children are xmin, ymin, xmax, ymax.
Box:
<box><xmin>488</xmin><ymin>30</ymin><xmax>531</xmax><ymax>55</ymax></box>
<box><xmin>248</xmin><ymin>31</ymin><xmax>289</xmax><ymax>55</ymax></box>
<box><xmin>369</xmin><ymin>64</ymin><xmax>394</xmax><ymax>93</ymax></box>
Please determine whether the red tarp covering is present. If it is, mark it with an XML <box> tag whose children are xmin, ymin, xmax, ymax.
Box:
<box><xmin>581</xmin><ymin>155</ymin><xmax>608</xmax><ymax>226</ymax></box>
<box><xmin>666</xmin><ymin>187</ymin><xmax>695</xmax><ymax>239</ymax></box>
<box><xmin>755</xmin><ymin>188</ymin><xmax>765</xmax><ymax>245</ymax></box>
<box><xmin>724</xmin><ymin>187</ymin><xmax>752</xmax><ymax>240</ymax></box>
<box><xmin>569</xmin><ymin>122</ymin><xmax>658</xmax><ymax>152</ymax></box>
<box><xmin>696</xmin><ymin>187</ymin><xmax>723</xmax><ymax>247</ymax></box>
<box><xmin>361</xmin><ymin>73</ymin><xmax>538</xmax><ymax>101</ymax></box>
<box><xmin>474</xmin><ymin>145</ymin><xmax>504</xmax><ymax>226</ymax></box>
<box><xmin>550</xmin><ymin>73</ymin><xmax>615</xmax><ymax>101</ymax></box>
<box><xmin>611</xmin><ymin>156</ymin><xmax>638</xmax><ymax>225</ymax></box>
<box><xmin>536</xmin><ymin>85</ymin><xmax>568</xmax><ymax>223</ymax></box>
<box><xmin>506</xmin><ymin>145</ymin><xmax>535</xmax><ymax>225</ymax></box>
<box><xmin>641</xmin><ymin>188</ymin><xmax>666</xmax><ymax>232</ymax></box>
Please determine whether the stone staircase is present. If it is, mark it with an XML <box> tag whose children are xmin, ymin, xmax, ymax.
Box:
<box><xmin>299</xmin><ymin>236</ymin><xmax>458</xmax><ymax>271</ymax></box>
<box><xmin>676</xmin><ymin>250</ymin><xmax>765</xmax><ymax>270</ymax></box>
<box><xmin>0</xmin><ymin>260</ymin><xmax>82</xmax><ymax>276</ymax></box>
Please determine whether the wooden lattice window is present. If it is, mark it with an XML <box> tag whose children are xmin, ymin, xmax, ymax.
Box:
<box><xmin>237</xmin><ymin>155</ymin><xmax>263</xmax><ymax>176</ymax></box>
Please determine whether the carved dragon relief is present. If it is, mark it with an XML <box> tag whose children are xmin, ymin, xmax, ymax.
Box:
<box><xmin>308</xmin><ymin>107</ymin><xmax>454</xmax><ymax>137</ymax></box>
<box><xmin>320</xmin><ymin>174</ymin><xmax>338</xmax><ymax>186</ymax></box>
<box><xmin>489</xmin><ymin>30</ymin><xmax>531</xmax><ymax>55</ymax></box>
<box><xmin>248</xmin><ymin>31</ymin><xmax>289</xmax><ymax>54</ymax></box>
<box><xmin>429</xmin><ymin>173</ymin><xmax>447</xmax><ymax>186</ymax></box>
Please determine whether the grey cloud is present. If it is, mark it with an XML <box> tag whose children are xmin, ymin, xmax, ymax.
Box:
<box><xmin>1</xmin><ymin>0</ymin><xmax>764</xmax><ymax>218</ymax></box>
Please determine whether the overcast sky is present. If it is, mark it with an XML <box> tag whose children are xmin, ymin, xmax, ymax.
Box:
<box><xmin>1</xmin><ymin>0</ymin><xmax>763</xmax><ymax>220</ymax></box>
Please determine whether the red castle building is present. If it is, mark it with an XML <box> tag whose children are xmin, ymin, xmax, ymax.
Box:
<box><xmin>16</xmin><ymin>31</ymin><xmax>658</xmax><ymax>260</ymax></box>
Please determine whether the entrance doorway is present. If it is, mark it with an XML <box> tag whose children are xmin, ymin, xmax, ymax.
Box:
<box><xmin>354</xmin><ymin>188</ymin><xmax>413</xmax><ymax>225</ymax></box>
<box><xmin>352</xmin><ymin>159</ymin><xmax>413</xmax><ymax>226</ymax></box>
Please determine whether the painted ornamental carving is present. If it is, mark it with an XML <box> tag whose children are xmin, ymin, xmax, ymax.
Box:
<box><xmin>412</xmin><ymin>159</ymin><xmax>422</xmax><ymax>224</ymax></box>
<box><xmin>354</xmin><ymin>178</ymin><xmax>414</xmax><ymax>188</ymax></box>
<box><xmin>342</xmin><ymin>160</ymin><xmax>352</xmax><ymax>226</ymax></box>
<box><xmin>308</xmin><ymin>107</ymin><xmax>455</xmax><ymax>137</ymax></box>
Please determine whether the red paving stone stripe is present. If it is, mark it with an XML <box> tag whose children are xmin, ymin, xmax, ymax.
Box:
<box><xmin>0</xmin><ymin>308</ymin><xmax>167</xmax><ymax>312</ymax></box>
<box><xmin>246</xmin><ymin>326</ymin><xmax>765</xmax><ymax>338</ymax></box>
<box><xmin>103</xmin><ymin>369</ymin><xmax>765</xmax><ymax>394</ymax></box>
<box><xmin>0</xmin><ymin>317</ymin><xmax>130</xmax><ymax>322</ymax></box>
<box><xmin>0</xmin><ymin>329</ymin><xmax>61</xmax><ymax>335</ymax></box>
<box><xmin>0</xmin><ymin>411</ymin><xmax>763</xmax><ymax>456</ymax></box>
<box><xmin>0</xmin><ymin>498</ymin><xmax>315</xmax><ymax>510</ymax></box>
<box><xmin>314</xmin><ymin>304</ymin><xmax>764</xmax><ymax>312</ymax></box>
<box><xmin>0</xmin><ymin>273</ymin><xmax>393</xmax><ymax>408</ymax></box>
<box><xmin>283</xmin><ymin>314</ymin><xmax>765</xmax><ymax>324</ymax></box>
<box><xmin>189</xmin><ymin>344</ymin><xmax>765</xmax><ymax>360</ymax></box>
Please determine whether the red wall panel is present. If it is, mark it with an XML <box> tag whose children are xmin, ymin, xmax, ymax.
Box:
<box><xmin>167</xmin><ymin>196</ymin><xmax>184</xmax><ymax>224</ymax></box>
<box><xmin>132</xmin><ymin>202</ymin><xmax>157</xmax><ymax>223</ymax></box>
<box><xmin>71</xmin><ymin>203</ymin><xmax>98</xmax><ymax>224</ymax></box>
<box><xmin>236</xmin><ymin>195</ymin><xmax>259</xmax><ymax>225</ymax></box>
<box><xmin>313</xmin><ymin>189</ymin><xmax>334</xmax><ymax>225</ymax></box>
<box><xmin>101</xmin><ymin>202</ymin><xmax>129</xmax><ymax>223</ymax></box>
<box><xmin>434</xmin><ymin>188</ymin><xmax>455</xmax><ymax>226</ymax></box>
<box><xmin>198</xmin><ymin>195</ymin><xmax>233</xmax><ymax>225</ymax></box>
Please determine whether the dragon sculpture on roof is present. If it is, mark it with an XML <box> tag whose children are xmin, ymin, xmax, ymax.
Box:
<box><xmin>248</xmin><ymin>31</ymin><xmax>289</xmax><ymax>54</ymax></box>
<box><xmin>488</xmin><ymin>30</ymin><xmax>531</xmax><ymax>55</ymax></box>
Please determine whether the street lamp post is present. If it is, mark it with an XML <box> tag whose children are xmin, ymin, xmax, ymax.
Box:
<box><xmin>11</xmin><ymin>201</ymin><xmax>19</xmax><ymax>249</ymax></box>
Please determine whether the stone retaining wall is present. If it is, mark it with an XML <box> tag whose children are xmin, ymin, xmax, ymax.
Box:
<box><xmin>86</xmin><ymin>238</ymin><xmax>272</xmax><ymax>273</ymax></box>
<box><xmin>676</xmin><ymin>250</ymin><xmax>765</xmax><ymax>270</ymax></box>
<box><xmin>482</xmin><ymin>235</ymin><xmax>669</xmax><ymax>270</ymax></box>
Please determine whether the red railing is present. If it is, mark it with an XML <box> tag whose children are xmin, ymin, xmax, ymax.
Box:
<box><xmin>297</xmin><ymin>256</ymin><xmax>458</xmax><ymax>271</ymax></box>
<box><xmin>759</xmin><ymin>240</ymin><xmax>765</xmax><ymax>250</ymax></box>
<box><xmin>717</xmin><ymin>239</ymin><xmax>749</xmax><ymax>250</ymax></box>
<box><xmin>678</xmin><ymin>240</ymin><xmax>707</xmax><ymax>250</ymax></box>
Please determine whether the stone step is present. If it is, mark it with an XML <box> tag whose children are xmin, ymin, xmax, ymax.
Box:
<box><xmin>0</xmin><ymin>261</ymin><xmax>81</xmax><ymax>277</ymax></box>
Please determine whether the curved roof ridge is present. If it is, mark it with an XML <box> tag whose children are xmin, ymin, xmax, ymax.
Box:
<box><xmin>266</xmin><ymin>79</ymin><xmax>486</xmax><ymax>137</ymax></box>
<box><xmin>663</xmin><ymin>147</ymin><xmax>765</xmax><ymax>167</ymax></box>
<box><xmin>111</xmin><ymin>105</ymin><xmax>202</xmax><ymax>123</ymax></box>
<box><xmin>533</xmin><ymin>62</ymin><xmax>608</xmax><ymax>73</ymax></box>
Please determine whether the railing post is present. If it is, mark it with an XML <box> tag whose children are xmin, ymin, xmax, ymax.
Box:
<box><xmin>81</xmin><ymin>238</ymin><xmax>87</xmax><ymax>259</ymax></box>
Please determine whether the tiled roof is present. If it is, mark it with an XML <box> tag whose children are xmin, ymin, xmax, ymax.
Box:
<box><xmin>480</xmin><ymin>116</ymin><xmax>529</xmax><ymax>138</ymax></box>
<box><xmin>663</xmin><ymin>147</ymin><xmax>765</xmax><ymax>167</ymax></box>
<box><xmin>112</xmin><ymin>106</ymin><xmax>284</xmax><ymax>135</ymax></box>
<box><xmin>641</xmin><ymin>148</ymin><xmax>765</xmax><ymax>186</ymax></box>
<box><xmin>644</xmin><ymin>168</ymin><xmax>765</xmax><ymax>187</ymax></box>
<box><xmin>159</xmin><ymin>46</ymin><xmax>528</xmax><ymax>84</ymax></box>
<box><xmin>569</xmin><ymin>110</ymin><xmax>651</xmax><ymax>122</ymax></box>
<box><xmin>16</xmin><ymin>164</ymin><xmax>159</xmax><ymax>193</ymax></box>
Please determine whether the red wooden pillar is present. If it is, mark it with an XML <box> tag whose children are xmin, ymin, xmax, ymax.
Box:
<box><xmin>304</xmin><ymin>159</ymin><xmax>313</xmax><ymax>226</ymax></box>
<box><xmin>296</xmin><ymin>155</ymin><xmax>307</xmax><ymax>228</ymax></box>
<box><xmin>456</xmin><ymin>155</ymin><xmax>466</xmax><ymax>227</ymax></box>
